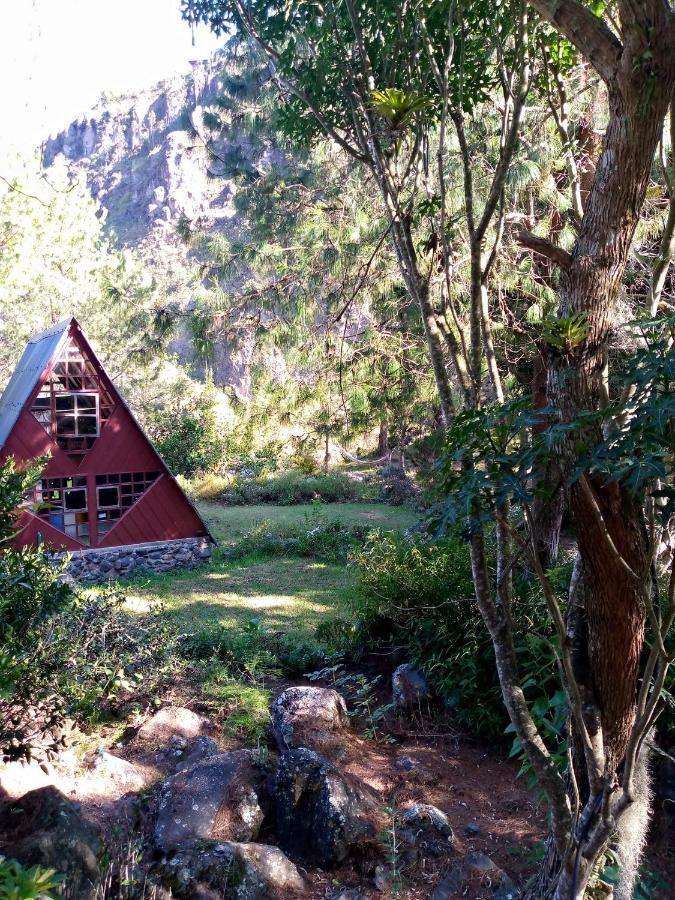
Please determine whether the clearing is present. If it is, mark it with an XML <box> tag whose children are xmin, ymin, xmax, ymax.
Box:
<box><xmin>125</xmin><ymin>500</ymin><xmax>418</xmax><ymax>633</ymax></box>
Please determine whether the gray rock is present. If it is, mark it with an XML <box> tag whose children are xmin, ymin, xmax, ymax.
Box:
<box><xmin>274</xmin><ymin>748</ymin><xmax>377</xmax><ymax>867</ymax></box>
<box><xmin>0</xmin><ymin>786</ymin><xmax>100</xmax><ymax>898</ymax></box>
<box><xmin>401</xmin><ymin>803</ymin><xmax>453</xmax><ymax>838</ymax></box>
<box><xmin>175</xmin><ymin>735</ymin><xmax>220</xmax><ymax>771</ymax></box>
<box><xmin>272</xmin><ymin>686</ymin><xmax>349</xmax><ymax>752</ymax></box>
<box><xmin>464</xmin><ymin>821</ymin><xmax>481</xmax><ymax>836</ymax></box>
<box><xmin>155</xmin><ymin>751</ymin><xmax>264</xmax><ymax>852</ymax></box>
<box><xmin>138</xmin><ymin>706</ymin><xmax>208</xmax><ymax>745</ymax></box>
<box><xmin>431</xmin><ymin>852</ymin><xmax>515</xmax><ymax>899</ymax></box>
<box><xmin>162</xmin><ymin>840</ymin><xmax>305</xmax><ymax>899</ymax></box>
<box><xmin>392</xmin><ymin>663</ymin><xmax>430</xmax><ymax>709</ymax></box>
<box><xmin>90</xmin><ymin>750</ymin><xmax>147</xmax><ymax>790</ymax></box>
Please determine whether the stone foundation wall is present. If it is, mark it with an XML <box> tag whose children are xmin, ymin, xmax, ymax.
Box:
<box><xmin>52</xmin><ymin>537</ymin><xmax>212</xmax><ymax>584</ymax></box>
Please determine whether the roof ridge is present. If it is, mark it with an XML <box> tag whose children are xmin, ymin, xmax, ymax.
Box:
<box><xmin>28</xmin><ymin>318</ymin><xmax>74</xmax><ymax>344</ymax></box>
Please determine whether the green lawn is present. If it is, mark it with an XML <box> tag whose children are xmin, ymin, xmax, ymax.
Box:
<box><xmin>200</xmin><ymin>501</ymin><xmax>418</xmax><ymax>548</ymax></box>
<box><xmin>125</xmin><ymin>501</ymin><xmax>417</xmax><ymax>635</ymax></box>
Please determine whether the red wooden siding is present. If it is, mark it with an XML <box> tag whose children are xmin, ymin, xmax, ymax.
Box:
<box><xmin>98</xmin><ymin>475</ymin><xmax>207</xmax><ymax>547</ymax></box>
<box><xmin>13</xmin><ymin>509</ymin><xmax>85</xmax><ymax>552</ymax></box>
<box><xmin>83</xmin><ymin>404</ymin><xmax>160</xmax><ymax>473</ymax></box>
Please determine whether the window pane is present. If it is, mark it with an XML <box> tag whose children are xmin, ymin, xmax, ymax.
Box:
<box><xmin>96</xmin><ymin>475</ymin><xmax>106</xmax><ymax>485</ymax></box>
<box><xmin>64</xmin><ymin>488</ymin><xmax>86</xmax><ymax>511</ymax></box>
<box><xmin>56</xmin><ymin>415</ymin><xmax>75</xmax><ymax>435</ymax></box>
<box><xmin>77</xmin><ymin>394</ymin><xmax>97</xmax><ymax>411</ymax></box>
<box><xmin>77</xmin><ymin>416</ymin><xmax>98</xmax><ymax>435</ymax></box>
<box><xmin>98</xmin><ymin>486</ymin><xmax>119</xmax><ymax>508</ymax></box>
<box><xmin>146</xmin><ymin>471</ymin><xmax>160</xmax><ymax>481</ymax></box>
<box><xmin>121</xmin><ymin>473</ymin><xmax>132</xmax><ymax>482</ymax></box>
<box><xmin>55</xmin><ymin>395</ymin><xmax>75</xmax><ymax>411</ymax></box>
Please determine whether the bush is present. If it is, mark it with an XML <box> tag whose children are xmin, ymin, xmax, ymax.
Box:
<box><xmin>351</xmin><ymin>531</ymin><xmax>562</xmax><ymax>743</ymax></box>
<box><xmin>180</xmin><ymin>472</ymin><xmax>234</xmax><ymax>501</ymax></box>
<box><xmin>225</xmin><ymin>511</ymin><xmax>369</xmax><ymax>562</ymax></box>
<box><xmin>221</xmin><ymin>468</ymin><xmax>369</xmax><ymax>505</ymax></box>
<box><xmin>0</xmin><ymin>857</ymin><xmax>63</xmax><ymax>900</ymax></box>
<box><xmin>0</xmin><ymin>457</ymin><xmax>178</xmax><ymax>761</ymax></box>
<box><xmin>147</xmin><ymin>382</ymin><xmax>227</xmax><ymax>477</ymax></box>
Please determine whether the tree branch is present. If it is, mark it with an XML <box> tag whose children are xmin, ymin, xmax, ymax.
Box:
<box><xmin>514</xmin><ymin>224</ymin><xmax>573</xmax><ymax>270</ymax></box>
<box><xmin>527</xmin><ymin>0</ymin><xmax>623</xmax><ymax>83</ymax></box>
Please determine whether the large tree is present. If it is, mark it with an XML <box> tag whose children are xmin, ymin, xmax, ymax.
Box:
<box><xmin>184</xmin><ymin>1</ymin><xmax>675</xmax><ymax>895</ymax></box>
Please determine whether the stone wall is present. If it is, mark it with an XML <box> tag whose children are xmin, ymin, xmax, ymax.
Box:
<box><xmin>51</xmin><ymin>537</ymin><xmax>212</xmax><ymax>585</ymax></box>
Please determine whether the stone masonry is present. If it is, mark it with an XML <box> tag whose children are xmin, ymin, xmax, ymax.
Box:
<box><xmin>50</xmin><ymin>537</ymin><xmax>212</xmax><ymax>585</ymax></box>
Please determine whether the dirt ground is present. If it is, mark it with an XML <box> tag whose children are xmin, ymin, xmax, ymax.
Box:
<box><xmin>0</xmin><ymin>668</ymin><xmax>550</xmax><ymax>900</ymax></box>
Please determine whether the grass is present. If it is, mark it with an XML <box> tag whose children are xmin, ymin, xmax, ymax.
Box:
<box><xmin>121</xmin><ymin>500</ymin><xmax>418</xmax><ymax>744</ymax></box>
<box><xmin>126</xmin><ymin>501</ymin><xmax>417</xmax><ymax>634</ymax></box>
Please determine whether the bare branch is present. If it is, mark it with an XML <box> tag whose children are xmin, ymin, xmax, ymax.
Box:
<box><xmin>514</xmin><ymin>224</ymin><xmax>573</xmax><ymax>270</ymax></box>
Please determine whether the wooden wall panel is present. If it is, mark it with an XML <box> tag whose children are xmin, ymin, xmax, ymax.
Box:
<box><xmin>13</xmin><ymin>510</ymin><xmax>85</xmax><ymax>552</ymax></box>
<box><xmin>98</xmin><ymin>476</ymin><xmax>208</xmax><ymax>547</ymax></box>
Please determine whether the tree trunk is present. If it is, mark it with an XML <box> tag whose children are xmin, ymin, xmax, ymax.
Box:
<box><xmin>377</xmin><ymin>420</ymin><xmax>389</xmax><ymax>456</ymax></box>
<box><xmin>526</xmin><ymin>3</ymin><xmax>675</xmax><ymax>892</ymax></box>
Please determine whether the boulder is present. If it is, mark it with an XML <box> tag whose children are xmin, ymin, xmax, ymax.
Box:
<box><xmin>392</xmin><ymin>663</ymin><xmax>430</xmax><ymax>709</ymax></box>
<box><xmin>273</xmin><ymin>748</ymin><xmax>378</xmax><ymax>867</ymax></box>
<box><xmin>175</xmin><ymin>735</ymin><xmax>220</xmax><ymax>771</ymax></box>
<box><xmin>162</xmin><ymin>840</ymin><xmax>305</xmax><ymax>899</ymax></box>
<box><xmin>271</xmin><ymin>686</ymin><xmax>349</xmax><ymax>752</ymax></box>
<box><xmin>0</xmin><ymin>786</ymin><xmax>100</xmax><ymax>897</ymax></box>
<box><xmin>155</xmin><ymin>751</ymin><xmax>265</xmax><ymax>853</ymax></box>
<box><xmin>395</xmin><ymin>803</ymin><xmax>454</xmax><ymax>869</ymax></box>
<box><xmin>137</xmin><ymin>706</ymin><xmax>208</xmax><ymax>745</ymax></box>
<box><xmin>431</xmin><ymin>851</ymin><xmax>515</xmax><ymax>900</ymax></box>
<box><xmin>90</xmin><ymin>750</ymin><xmax>148</xmax><ymax>790</ymax></box>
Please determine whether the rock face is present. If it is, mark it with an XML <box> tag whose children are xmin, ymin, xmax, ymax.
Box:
<box><xmin>271</xmin><ymin>686</ymin><xmax>349</xmax><ymax>752</ymax></box>
<box><xmin>40</xmin><ymin>57</ymin><xmax>288</xmax><ymax>404</ymax></box>
<box><xmin>155</xmin><ymin>751</ymin><xmax>265</xmax><ymax>853</ymax></box>
<box><xmin>162</xmin><ymin>840</ymin><xmax>306</xmax><ymax>899</ymax></box>
<box><xmin>0</xmin><ymin>786</ymin><xmax>100</xmax><ymax>897</ymax></box>
<box><xmin>392</xmin><ymin>663</ymin><xmax>431</xmax><ymax>710</ymax></box>
<box><xmin>273</xmin><ymin>748</ymin><xmax>377</xmax><ymax>868</ymax></box>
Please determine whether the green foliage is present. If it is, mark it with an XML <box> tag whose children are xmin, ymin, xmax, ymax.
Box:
<box><xmin>223</xmin><ymin>507</ymin><xmax>370</xmax><ymax>562</ymax></box>
<box><xmin>351</xmin><ymin>531</ymin><xmax>564</xmax><ymax>743</ymax></box>
<box><xmin>0</xmin><ymin>857</ymin><xmax>63</xmax><ymax>900</ymax></box>
<box><xmin>0</xmin><ymin>458</ymin><xmax>178</xmax><ymax>761</ymax></box>
<box><xmin>542</xmin><ymin>311</ymin><xmax>589</xmax><ymax>352</ymax></box>
<box><xmin>148</xmin><ymin>380</ymin><xmax>227</xmax><ymax>477</ymax></box>
<box><xmin>371</xmin><ymin>88</ymin><xmax>432</xmax><ymax>130</ymax></box>
<box><xmin>221</xmin><ymin>469</ymin><xmax>371</xmax><ymax>505</ymax></box>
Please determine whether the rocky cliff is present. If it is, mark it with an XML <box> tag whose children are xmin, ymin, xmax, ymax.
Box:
<box><xmin>42</xmin><ymin>54</ymin><xmax>273</xmax><ymax>401</ymax></box>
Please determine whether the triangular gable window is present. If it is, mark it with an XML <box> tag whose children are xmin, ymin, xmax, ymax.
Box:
<box><xmin>30</xmin><ymin>337</ymin><xmax>115</xmax><ymax>462</ymax></box>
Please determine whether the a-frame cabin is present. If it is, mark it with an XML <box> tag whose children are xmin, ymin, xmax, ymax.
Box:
<box><xmin>0</xmin><ymin>318</ymin><xmax>212</xmax><ymax>560</ymax></box>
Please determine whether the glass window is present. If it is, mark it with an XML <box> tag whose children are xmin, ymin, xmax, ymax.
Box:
<box><xmin>97</xmin><ymin>486</ymin><xmax>119</xmax><ymax>508</ymax></box>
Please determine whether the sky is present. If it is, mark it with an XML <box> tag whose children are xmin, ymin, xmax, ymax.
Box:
<box><xmin>0</xmin><ymin>0</ymin><xmax>222</xmax><ymax>154</ymax></box>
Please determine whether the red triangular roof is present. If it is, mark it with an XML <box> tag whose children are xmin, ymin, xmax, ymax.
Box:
<box><xmin>0</xmin><ymin>318</ymin><xmax>214</xmax><ymax>549</ymax></box>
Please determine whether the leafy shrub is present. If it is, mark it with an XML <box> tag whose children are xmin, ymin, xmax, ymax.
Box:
<box><xmin>0</xmin><ymin>457</ymin><xmax>179</xmax><ymax>761</ymax></box>
<box><xmin>221</xmin><ymin>469</ymin><xmax>370</xmax><ymax>505</ymax></box>
<box><xmin>147</xmin><ymin>382</ymin><xmax>226</xmax><ymax>477</ymax></box>
<box><xmin>179</xmin><ymin>472</ymin><xmax>234</xmax><ymax>501</ymax></box>
<box><xmin>225</xmin><ymin>512</ymin><xmax>369</xmax><ymax>562</ymax></box>
<box><xmin>0</xmin><ymin>856</ymin><xmax>63</xmax><ymax>900</ymax></box>
<box><xmin>351</xmin><ymin>531</ymin><xmax>562</xmax><ymax>743</ymax></box>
